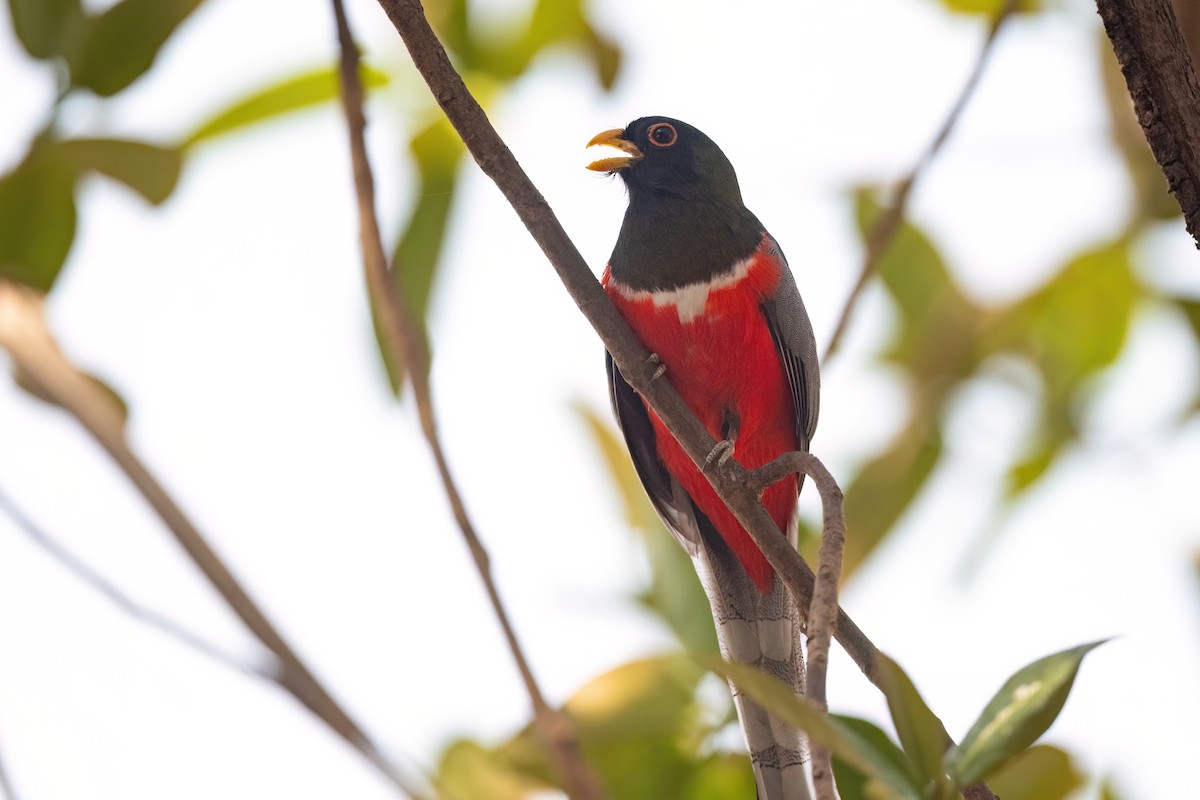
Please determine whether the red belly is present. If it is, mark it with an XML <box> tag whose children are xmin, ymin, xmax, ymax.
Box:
<box><xmin>605</xmin><ymin>248</ymin><xmax>799</xmax><ymax>592</ymax></box>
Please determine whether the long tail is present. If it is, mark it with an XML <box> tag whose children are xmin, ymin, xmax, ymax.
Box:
<box><xmin>693</xmin><ymin>515</ymin><xmax>813</xmax><ymax>800</ymax></box>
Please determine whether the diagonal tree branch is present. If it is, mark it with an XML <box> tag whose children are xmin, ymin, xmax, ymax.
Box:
<box><xmin>0</xmin><ymin>486</ymin><xmax>266</xmax><ymax>680</ymax></box>
<box><xmin>1098</xmin><ymin>0</ymin><xmax>1200</xmax><ymax>247</ymax></box>
<box><xmin>375</xmin><ymin>0</ymin><xmax>883</xmax><ymax>691</ymax></box>
<box><xmin>822</xmin><ymin>1</ymin><xmax>1016</xmax><ymax>362</ymax></box>
<box><xmin>375</xmin><ymin>3</ymin><xmax>998</xmax><ymax>797</ymax></box>
<box><xmin>327</xmin><ymin>2</ymin><xmax>605</xmax><ymax>798</ymax></box>
<box><xmin>0</xmin><ymin>281</ymin><xmax>429</xmax><ymax>800</ymax></box>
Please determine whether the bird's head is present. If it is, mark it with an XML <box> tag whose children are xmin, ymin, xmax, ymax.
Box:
<box><xmin>586</xmin><ymin>116</ymin><xmax>743</xmax><ymax>206</ymax></box>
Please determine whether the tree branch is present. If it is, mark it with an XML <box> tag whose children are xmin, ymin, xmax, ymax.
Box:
<box><xmin>791</xmin><ymin>456</ymin><xmax>846</xmax><ymax>800</ymax></box>
<box><xmin>374</xmin><ymin>0</ymin><xmax>885</xmax><ymax>691</ymax></box>
<box><xmin>327</xmin><ymin>3</ymin><xmax>605</xmax><ymax>798</ymax></box>
<box><xmin>375</xmin><ymin>3</ymin><xmax>996</xmax><ymax>796</ymax></box>
<box><xmin>0</xmin><ymin>485</ymin><xmax>267</xmax><ymax>680</ymax></box>
<box><xmin>0</xmin><ymin>281</ymin><xmax>428</xmax><ymax>800</ymax></box>
<box><xmin>822</xmin><ymin>1</ymin><xmax>1016</xmax><ymax>361</ymax></box>
<box><xmin>1098</xmin><ymin>0</ymin><xmax>1200</xmax><ymax>247</ymax></box>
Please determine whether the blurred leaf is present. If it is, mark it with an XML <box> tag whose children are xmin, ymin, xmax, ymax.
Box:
<box><xmin>499</xmin><ymin>656</ymin><xmax>707</xmax><ymax>799</ymax></box>
<box><xmin>585</xmin><ymin>27</ymin><xmax>622</xmax><ymax>90</ymax></box>
<box><xmin>1100</xmin><ymin>777</ymin><xmax>1129</xmax><ymax>800</ymax></box>
<box><xmin>13</xmin><ymin>366</ymin><xmax>129</xmax><ymax>428</ymax></box>
<box><xmin>948</xmin><ymin>640</ymin><xmax>1107</xmax><ymax>786</ymax></box>
<box><xmin>876</xmin><ymin>655</ymin><xmax>949</xmax><ymax>791</ymax></box>
<box><xmin>438</xmin><ymin>739</ymin><xmax>546</xmax><ymax>800</ymax></box>
<box><xmin>856</xmin><ymin>191</ymin><xmax>980</xmax><ymax>379</ymax></box>
<box><xmin>576</xmin><ymin>402</ymin><xmax>658</xmax><ymax>531</ymax></box>
<box><xmin>829</xmin><ymin>716</ymin><xmax>914</xmax><ymax>800</ymax></box>
<box><xmin>60</xmin><ymin>138</ymin><xmax>182</xmax><ymax>205</ymax></box>
<box><xmin>184</xmin><ymin>65</ymin><xmax>390</xmax><ymax>147</ymax></box>
<box><xmin>706</xmin><ymin>658</ymin><xmax>922</xmax><ymax>799</ymax></box>
<box><xmin>842</xmin><ymin>417</ymin><xmax>942</xmax><ymax>575</ymax></box>
<box><xmin>67</xmin><ymin>0</ymin><xmax>205</xmax><ymax>97</ymax></box>
<box><xmin>0</xmin><ymin>142</ymin><xmax>78</xmax><ymax>292</ymax></box>
<box><xmin>7</xmin><ymin>0</ymin><xmax>82</xmax><ymax>59</ymax></box>
<box><xmin>1173</xmin><ymin>296</ymin><xmax>1200</xmax><ymax>341</ymax></box>
<box><xmin>937</xmin><ymin>0</ymin><xmax>1042</xmax><ymax>15</ymax></box>
<box><xmin>987</xmin><ymin>240</ymin><xmax>1136</xmax><ymax>389</ymax></box>
<box><xmin>985</xmin><ymin>745</ymin><xmax>1084</xmax><ymax>800</ymax></box>
<box><xmin>376</xmin><ymin>118</ymin><xmax>462</xmax><ymax>393</ymax></box>
<box><xmin>680</xmin><ymin>754</ymin><xmax>756</xmax><ymax>800</ymax></box>
<box><xmin>475</xmin><ymin>0</ymin><xmax>622</xmax><ymax>86</ymax></box>
<box><xmin>576</xmin><ymin>402</ymin><xmax>719</xmax><ymax>654</ymax></box>
<box><xmin>986</xmin><ymin>240</ymin><xmax>1136</xmax><ymax>499</ymax></box>
<box><xmin>1004</xmin><ymin>421</ymin><xmax>1070</xmax><ymax>497</ymax></box>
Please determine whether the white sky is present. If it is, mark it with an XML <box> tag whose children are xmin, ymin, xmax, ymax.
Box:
<box><xmin>1</xmin><ymin>0</ymin><xmax>1198</xmax><ymax>798</ymax></box>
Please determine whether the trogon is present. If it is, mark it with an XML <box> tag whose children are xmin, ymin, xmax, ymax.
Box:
<box><xmin>588</xmin><ymin>117</ymin><xmax>820</xmax><ymax>800</ymax></box>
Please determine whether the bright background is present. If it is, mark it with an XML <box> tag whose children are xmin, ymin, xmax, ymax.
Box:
<box><xmin>1</xmin><ymin>0</ymin><xmax>1198</xmax><ymax>797</ymax></box>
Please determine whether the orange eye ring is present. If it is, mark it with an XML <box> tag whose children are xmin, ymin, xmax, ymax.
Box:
<box><xmin>647</xmin><ymin>122</ymin><xmax>677</xmax><ymax>148</ymax></box>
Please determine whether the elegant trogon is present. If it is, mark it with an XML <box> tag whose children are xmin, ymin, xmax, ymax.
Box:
<box><xmin>588</xmin><ymin>117</ymin><xmax>820</xmax><ymax>800</ymax></box>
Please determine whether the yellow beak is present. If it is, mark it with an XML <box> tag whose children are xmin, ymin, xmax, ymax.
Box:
<box><xmin>586</xmin><ymin>128</ymin><xmax>643</xmax><ymax>172</ymax></box>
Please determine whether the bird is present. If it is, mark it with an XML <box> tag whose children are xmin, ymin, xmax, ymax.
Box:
<box><xmin>587</xmin><ymin>116</ymin><xmax>820</xmax><ymax>800</ymax></box>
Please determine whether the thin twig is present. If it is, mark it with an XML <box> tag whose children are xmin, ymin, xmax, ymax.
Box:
<box><xmin>0</xmin><ymin>281</ymin><xmax>429</xmax><ymax>800</ymax></box>
<box><xmin>327</xmin><ymin>3</ymin><xmax>604</xmax><ymax>798</ymax></box>
<box><xmin>822</xmin><ymin>2</ymin><xmax>1017</xmax><ymax>362</ymax></box>
<box><xmin>0</xmin><ymin>486</ymin><xmax>267</xmax><ymax>680</ymax></box>
<box><xmin>798</xmin><ymin>458</ymin><xmax>846</xmax><ymax>799</ymax></box>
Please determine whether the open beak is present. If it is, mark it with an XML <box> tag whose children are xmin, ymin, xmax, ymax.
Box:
<box><xmin>586</xmin><ymin>129</ymin><xmax>643</xmax><ymax>172</ymax></box>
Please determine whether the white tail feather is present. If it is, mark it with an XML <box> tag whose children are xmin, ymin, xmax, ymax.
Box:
<box><xmin>693</xmin><ymin>540</ymin><xmax>814</xmax><ymax>800</ymax></box>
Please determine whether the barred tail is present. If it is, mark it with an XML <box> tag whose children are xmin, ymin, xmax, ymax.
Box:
<box><xmin>693</xmin><ymin>519</ymin><xmax>813</xmax><ymax>800</ymax></box>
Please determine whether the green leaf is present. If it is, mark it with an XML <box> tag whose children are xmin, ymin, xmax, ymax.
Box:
<box><xmin>438</xmin><ymin>739</ymin><xmax>545</xmax><ymax>800</ymax></box>
<box><xmin>68</xmin><ymin>0</ymin><xmax>205</xmax><ymax>97</ymax></box>
<box><xmin>184</xmin><ymin>65</ymin><xmax>390</xmax><ymax>147</ymax></box>
<box><xmin>59</xmin><ymin>139</ymin><xmax>182</xmax><ymax>205</ymax></box>
<box><xmin>985</xmin><ymin>745</ymin><xmax>1084</xmax><ymax>800</ymax></box>
<box><xmin>854</xmin><ymin>190</ymin><xmax>980</xmax><ymax>379</ymax></box>
<box><xmin>948</xmin><ymin>640</ymin><xmax>1107</xmax><ymax>786</ymax></box>
<box><xmin>1099</xmin><ymin>777</ymin><xmax>1129</xmax><ymax>800</ymax></box>
<box><xmin>7</xmin><ymin>0</ymin><xmax>83</xmax><ymax>59</ymax></box>
<box><xmin>876</xmin><ymin>655</ymin><xmax>950</xmax><ymax>791</ymax></box>
<box><xmin>938</xmin><ymin>0</ymin><xmax>1042</xmax><ymax>16</ymax></box>
<box><xmin>705</xmin><ymin>658</ymin><xmax>923</xmax><ymax>799</ymax></box>
<box><xmin>375</xmin><ymin>117</ymin><xmax>461</xmax><ymax>393</ymax></box>
<box><xmin>842</xmin><ymin>417</ymin><xmax>942</xmax><ymax>575</ymax></box>
<box><xmin>984</xmin><ymin>240</ymin><xmax>1136</xmax><ymax>390</ymax></box>
<box><xmin>680</xmin><ymin>754</ymin><xmax>756</xmax><ymax>800</ymax></box>
<box><xmin>829</xmin><ymin>716</ymin><xmax>917</xmax><ymax>800</ymax></box>
<box><xmin>0</xmin><ymin>142</ymin><xmax>78</xmax><ymax>292</ymax></box>
<box><xmin>498</xmin><ymin>656</ymin><xmax>708</xmax><ymax>799</ymax></box>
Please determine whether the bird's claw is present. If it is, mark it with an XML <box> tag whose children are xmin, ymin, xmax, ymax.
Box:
<box><xmin>645</xmin><ymin>353</ymin><xmax>667</xmax><ymax>382</ymax></box>
<box><xmin>704</xmin><ymin>439</ymin><xmax>735</xmax><ymax>470</ymax></box>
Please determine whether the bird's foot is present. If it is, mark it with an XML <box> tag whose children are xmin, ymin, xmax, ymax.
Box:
<box><xmin>704</xmin><ymin>439</ymin><xmax>735</xmax><ymax>470</ymax></box>
<box><xmin>644</xmin><ymin>353</ymin><xmax>667</xmax><ymax>382</ymax></box>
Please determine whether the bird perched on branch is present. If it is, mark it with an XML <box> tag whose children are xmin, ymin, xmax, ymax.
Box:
<box><xmin>588</xmin><ymin>117</ymin><xmax>820</xmax><ymax>800</ymax></box>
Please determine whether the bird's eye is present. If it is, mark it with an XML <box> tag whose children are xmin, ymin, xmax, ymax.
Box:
<box><xmin>647</xmin><ymin>123</ymin><xmax>677</xmax><ymax>148</ymax></box>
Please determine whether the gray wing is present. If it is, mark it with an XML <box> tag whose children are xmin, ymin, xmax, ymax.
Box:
<box><xmin>606</xmin><ymin>351</ymin><xmax>705</xmax><ymax>554</ymax></box>
<box><xmin>760</xmin><ymin>235</ymin><xmax>820</xmax><ymax>451</ymax></box>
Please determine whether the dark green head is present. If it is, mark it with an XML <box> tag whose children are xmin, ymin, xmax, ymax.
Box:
<box><xmin>588</xmin><ymin>117</ymin><xmax>763</xmax><ymax>290</ymax></box>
